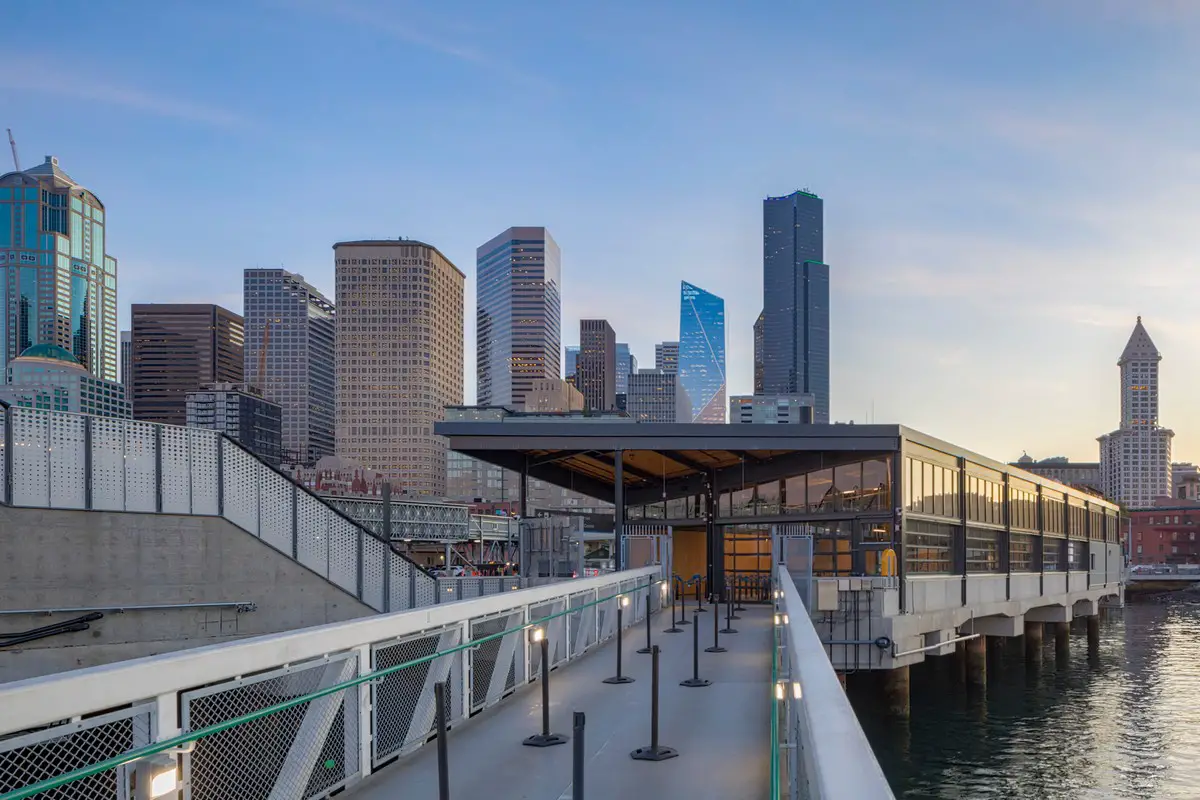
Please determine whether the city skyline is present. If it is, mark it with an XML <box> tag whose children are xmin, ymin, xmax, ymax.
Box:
<box><xmin>7</xmin><ymin>2</ymin><xmax>1200</xmax><ymax>461</ymax></box>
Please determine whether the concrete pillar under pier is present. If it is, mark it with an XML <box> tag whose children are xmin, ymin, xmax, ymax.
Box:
<box><xmin>1054</xmin><ymin>621</ymin><xmax>1070</xmax><ymax>659</ymax></box>
<box><xmin>1087</xmin><ymin>615</ymin><xmax>1100</xmax><ymax>650</ymax></box>
<box><xmin>954</xmin><ymin>640</ymin><xmax>967</xmax><ymax>683</ymax></box>
<box><xmin>883</xmin><ymin>666</ymin><xmax>910</xmax><ymax>718</ymax></box>
<box><xmin>1024</xmin><ymin>620</ymin><xmax>1043</xmax><ymax>661</ymax></box>
<box><xmin>966</xmin><ymin>635</ymin><xmax>986</xmax><ymax>687</ymax></box>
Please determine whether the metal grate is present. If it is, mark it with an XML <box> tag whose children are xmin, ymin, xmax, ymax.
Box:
<box><xmin>189</xmin><ymin>430</ymin><xmax>220</xmax><ymax>515</ymax></box>
<box><xmin>124</xmin><ymin>421</ymin><xmax>157</xmax><ymax>513</ymax></box>
<box><xmin>371</xmin><ymin>627</ymin><xmax>463</xmax><ymax>764</ymax></box>
<box><xmin>11</xmin><ymin>408</ymin><xmax>49</xmax><ymax>506</ymax></box>
<box><xmin>469</xmin><ymin>610</ymin><xmax>524</xmax><ymax>711</ymax></box>
<box><xmin>568</xmin><ymin>590</ymin><xmax>596</xmax><ymax>657</ymax></box>
<box><xmin>0</xmin><ymin>703</ymin><xmax>155</xmax><ymax>800</ymax></box>
<box><xmin>361</xmin><ymin>536</ymin><xmax>385</xmax><ymax>611</ymax></box>
<box><xmin>258</xmin><ymin>467</ymin><xmax>293</xmax><ymax>554</ymax></box>
<box><xmin>388</xmin><ymin>551</ymin><xmax>413</xmax><ymax>611</ymax></box>
<box><xmin>326</xmin><ymin>515</ymin><xmax>358</xmax><ymax>595</ymax></box>
<box><xmin>160</xmin><ymin>424</ymin><xmax>192</xmax><ymax>514</ymax></box>
<box><xmin>89</xmin><ymin>416</ymin><xmax>125</xmax><ymax>511</ymax></box>
<box><xmin>182</xmin><ymin>653</ymin><xmax>359</xmax><ymax>800</ymax></box>
<box><xmin>220</xmin><ymin>440</ymin><xmax>259</xmax><ymax>534</ymax></box>
<box><xmin>528</xmin><ymin>598</ymin><xmax>568</xmax><ymax>676</ymax></box>
<box><xmin>48</xmin><ymin>413</ymin><xmax>86</xmax><ymax>509</ymax></box>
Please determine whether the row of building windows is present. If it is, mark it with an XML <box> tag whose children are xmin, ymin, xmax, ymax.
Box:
<box><xmin>905</xmin><ymin>521</ymin><xmax>1103</xmax><ymax>574</ymax></box>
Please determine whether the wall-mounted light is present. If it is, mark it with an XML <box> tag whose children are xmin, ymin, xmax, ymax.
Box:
<box><xmin>530</xmin><ymin>627</ymin><xmax>544</xmax><ymax>643</ymax></box>
<box><xmin>621</xmin><ymin>595</ymin><xmax>630</xmax><ymax>607</ymax></box>
<box><xmin>774</xmin><ymin>614</ymin><xmax>781</xmax><ymax>625</ymax></box>
<box><xmin>782</xmin><ymin>614</ymin><xmax>789</xmax><ymax>625</ymax></box>
<box><xmin>775</xmin><ymin>682</ymin><xmax>785</xmax><ymax>700</ymax></box>
<box><xmin>792</xmin><ymin>681</ymin><xmax>802</xmax><ymax>700</ymax></box>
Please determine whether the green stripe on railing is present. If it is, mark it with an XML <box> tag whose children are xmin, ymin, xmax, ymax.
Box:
<box><xmin>0</xmin><ymin>574</ymin><xmax>666</xmax><ymax>800</ymax></box>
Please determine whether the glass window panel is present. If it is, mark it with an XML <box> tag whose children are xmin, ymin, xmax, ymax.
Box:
<box><xmin>922</xmin><ymin>461</ymin><xmax>934</xmax><ymax>515</ymax></box>
<box><xmin>966</xmin><ymin>526</ymin><xmax>1001</xmax><ymax>572</ymax></box>
<box><xmin>784</xmin><ymin>474</ymin><xmax>806</xmax><ymax>514</ymax></box>
<box><xmin>862</xmin><ymin>458</ymin><xmax>891</xmax><ymax>511</ymax></box>
<box><xmin>933</xmin><ymin>466</ymin><xmax>944</xmax><ymax>517</ymax></box>
<box><xmin>807</xmin><ymin>468</ymin><xmax>833</xmax><ymax>510</ymax></box>
<box><xmin>757</xmin><ymin>479</ymin><xmax>781</xmax><ymax>516</ymax></box>
<box><xmin>904</xmin><ymin>519</ymin><xmax>956</xmax><ymax>574</ymax></box>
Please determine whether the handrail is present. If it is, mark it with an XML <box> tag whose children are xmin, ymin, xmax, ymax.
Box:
<box><xmin>775</xmin><ymin>563</ymin><xmax>894</xmax><ymax>799</ymax></box>
<box><xmin>0</xmin><ymin>568</ymin><xmax>667</xmax><ymax>800</ymax></box>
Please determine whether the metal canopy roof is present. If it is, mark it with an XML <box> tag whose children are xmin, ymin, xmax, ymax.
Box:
<box><xmin>436</xmin><ymin>421</ymin><xmax>903</xmax><ymax>505</ymax></box>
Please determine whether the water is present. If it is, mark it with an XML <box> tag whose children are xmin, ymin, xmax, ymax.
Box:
<box><xmin>849</xmin><ymin>598</ymin><xmax>1200</xmax><ymax>799</ymax></box>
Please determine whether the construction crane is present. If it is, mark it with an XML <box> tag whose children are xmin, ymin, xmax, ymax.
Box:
<box><xmin>6</xmin><ymin>129</ymin><xmax>18</xmax><ymax>171</ymax></box>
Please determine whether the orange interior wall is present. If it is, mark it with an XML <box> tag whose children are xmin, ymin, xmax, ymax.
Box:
<box><xmin>671</xmin><ymin>527</ymin><xmax>708</xmax><ymax>592</ymax></box>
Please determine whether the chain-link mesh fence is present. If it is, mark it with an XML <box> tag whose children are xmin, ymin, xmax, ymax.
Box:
<box><xmin>181</xmin><ymin>653</ymin><xmax>359</xmax><ymax>800</ymax></box>
<box><xmin>0</xmin><ymin>703</ymin><xmax>154</xmax><ymax>800</ymax></box>
<box><xmin>468</xmin><ymin>610</ymin><xmax>524</xmax><ymax>712</ymax></box>
<box><xmin>371</xmin><ymin>627</ymin><xmax>463</xmax><ymax>766</ymax></box>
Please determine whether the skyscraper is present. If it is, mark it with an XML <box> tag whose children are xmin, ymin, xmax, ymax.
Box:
<box><xmin>476</xmin><ymin>227</ymin><xmax>561</xmax><ymax>409</ymax></box>
<box><xmin>627</xmin><ymin>369</ymin><xmax>690</xmax><ymax>423</ymax></box>
<box><xmin>0</xmin><ymin>156</ymin><xmax>118</xmax><ymax>381</ymax></box>
<box><xmin>120</xmin><ymin>330</ymin><xmax>131</xmax><ymax>391</ymax></box>
<box><xmin>131</xmin><ymin>304</ymin><xmax>244</xmax><ymax>425</ymax></box>
<box><xmin>578</xmin><ymin>320</ymin><xmax>616</xmax><ymax>411</ymax></box>
<box><xmin>752</xmin><ymin>311</ymin><xmax>764</xmax><ymax>395</ymax></box>
<box><xmin>1098</xmin><ymin>317</ymin><xmax>1173</xmax><ymax>507</ymax></box>
<box><xmin>762</xmin><ymin>190</ymin><xmax>829</xmax><ymax>423</ymax></box>
<box><xmin>564</xmin><ymin>346</ymin><xmax>579</xmax><ymax>380</ymax></box>
<box><xmin>243</xmin><ymin>268</ymin><xmax>336</xmax><ymax>465</ymax></box>
<box><xmin>655</xmin><ymin>341</ymin><xmax>678</xmax><ymax>374</ymax></box>
<box><xmin>678</xmin><ymin>281</ymin><xmax>726</xmax><ymax>423</ymax></box>
<box><xmin>334</xmin><ymin>240</ymin><xmax>464</xmax><ymax>496</ymax></box>
<box><xmin>615</xmin><ymin>343</ymin><xmax>637</xmax><ymax>397</ymax></box>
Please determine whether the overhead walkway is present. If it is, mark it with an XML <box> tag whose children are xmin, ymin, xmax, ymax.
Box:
<box><xmin>0</xmin><ymin>565</ymin><xmax>892</xmax><ymax>800</ymax></box>
<box><xmin>348</xmin><ymin>606</ymin><xmax>771</xmax><ymax>799</ymax></box>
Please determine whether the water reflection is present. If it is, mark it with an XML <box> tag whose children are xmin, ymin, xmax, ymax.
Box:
<box><xmin>849</xmin><ymin>601</ymin><xmax>1200</xmax><ymax>798</ymax></box>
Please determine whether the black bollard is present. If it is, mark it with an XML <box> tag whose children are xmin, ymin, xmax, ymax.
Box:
<box><xmin>665</xmin><ymin>579</ymin><xmax>682</xmax><ymax>633</ymax></box>
<box><xmin>603</xmin><ymin>603</ymin><xmax>635</xmax><ymax>684</ymax></box>
<box><xmin>706</xmin><ymin>598</ymin><xmax>727</xmax><ymax>653</ymax></box>
<box><xmin>680</xmin><ymin>611</ymin><xmax>711</xmax><ymax>687</ymax></box>
<box><xmin>435</xmin><ymin>680</ymin><xmax>451</xmax><ymax>800</ymax></box>
<box><xmin>524</xmin><ymin>634</ymin><xmax>569</xmax><ymax>746</ymax></box>
<box><xmin>695</xmin><ymin>577</ymin><xmax>707</xmax><ymax>612</ymax></box>
<box><xmin>630</xmin><ymin>645</ymin><xmax>679</xmax><ymax>761</ymax></box>
<box><xmin>734</xmin><ymin>577</ymin><xmax>746</xmax><ymax>612</ymax></box>
<box><xmin>721</xmin><ymin>592</ymin><xmax>738</xmax><ymax>635</ymax></box>
<box><xmin>572</xmin><ymin>712</ymin><xmax>585</xmax><ymax>800</ymax></box>
<box><xmin>638</xmin><ymin>584</ymin><xmax>654</xmax><ymax>654</ymax></box>
<box><xmin>728</xmin><ymin>586</ymin><xmax>741</xmax><ymax>621</ymax></box>
<box><xmin>676</xmin><ymin>578</ymin><xmax>690</xmax><ymax>625</ymax></box>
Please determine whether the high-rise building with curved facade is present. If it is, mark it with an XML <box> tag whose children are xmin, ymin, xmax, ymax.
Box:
<box><xmin>678</xmin><ymin>281</ymin><xmax>725</xmax><ymax>423</ymax></box>
<box><xmin>0</xmin><ymin>156</ymin><xmax>118</xmax><ymax>381</ymax></box>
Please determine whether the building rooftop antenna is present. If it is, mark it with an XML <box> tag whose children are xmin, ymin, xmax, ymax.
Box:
<box><xmin>6</xmin><ymin>129</ymin><xmax>19</xmax><ymax>171</ymax></box>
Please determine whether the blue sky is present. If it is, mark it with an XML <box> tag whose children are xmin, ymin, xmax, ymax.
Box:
<box><xmin>4</xmin><ymin>0</ymin><xmax>1200</xmax><ymax>462</ymax></box>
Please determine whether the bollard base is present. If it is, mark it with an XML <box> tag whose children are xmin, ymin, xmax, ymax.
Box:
<box><xmin>637</xmin><ymin>646</ymin><xmax>653</xmax><ymax>654</ymax></box>
<box><xmin>523</xmin><ymin>732</ymin><xmax>569</xmax><ymax>747</ymax></box>
<box><xmin>602</xmin><ymin>675</ymin><xmax>635</xmax><ymax>685</ymax></box>
<box><xmin>630</xmin><ymin>744</ymin><xmax>679</xmax><ymax>762</ymax></box>
<box><xmin>680</xmin><ymin>677</ymin><xmax>711</xmax><ymax>687</ymax></box>
<box><xmin>676</xmin><ymin>618</ymin><xmax>691</xmax><ymax>625</ymax></box>
<box><xmin>729</xmin><ymin>613</ymin><xmax>741</xmax><ymax>620</ymax></box>
<box><xmin>704</xmin><ymin>645</ymin><xmax>727</xmax><ymax>653</ymax></box>
<box><xmin>664</xmin><ymin>625</ymin><xmax>683</xmax><ymax>633</ymax></box>
<box><xmin>720</xmin><ymin>626</ymin><xmax>738</xmax><ymax>635</ymax></box>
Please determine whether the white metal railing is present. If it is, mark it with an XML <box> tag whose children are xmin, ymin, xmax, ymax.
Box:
<box><xmin>0</xmin><ymin>565</ymin><xmax>666</xmax><ymax>799</ymax></box>
<box><xmin>773</xmin><ymin>564</ymin><xmax>894</xmax><ymax>800</ymax></box>
<box><xmin>0</xmin><ymin>404</ymin><xmax>440</xmax><ymax>613</ymax></box>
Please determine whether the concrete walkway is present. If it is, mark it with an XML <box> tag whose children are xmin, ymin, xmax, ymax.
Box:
<box><xmin>346</xmin><ymin>605</ymin><xmax>772</xmax><ymax>800</ymax></box>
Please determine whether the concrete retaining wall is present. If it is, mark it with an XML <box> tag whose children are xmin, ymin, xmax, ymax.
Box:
<box><xmin>0</xmin><ymin>506</ymin><xmax>374</xmax><ymax>683</ymax></box>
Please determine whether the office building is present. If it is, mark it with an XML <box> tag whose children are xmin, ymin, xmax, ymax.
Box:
<box><xmin>762</xmin><ymin>189</ymin><xmax>829</xmax><ymax>423</ymax></box>
<box><xmin>678</xmin><ymin>281</ymin><xmax>726</xmax><ymax>423</ymax></box>
<box><xmin>524</xmin><ymin>378</ymin><xmax>584</xmax><ymax>413</ymax></box>
<box><xmin>1174</xmin><ymin>463</ymin><xmax>1200</xmax><ymax>502</ymax></box>
<box><xmin>655</xmin><ymin>341</ymin><xmax>678</xmax><ymax>374</ymax></box>
<box><xmin>120</xmin><ymin>330</ymin><xmax>131</xmax><ymax>392</ymax></box>
<box><xmin>0</xmin><ymin>343</ymin><xmax>129</xmax><ymax>418</ymax></box>
<box><xmin>334</xmin><ymin>239</ymin><xmax>464</xmax><ymax>496</ymax></box>
<box><xmin>729</xmin><ymin>393</ymin><xmax>813</xmax><ymax>425</ymax></box>
<box><xmin>1129</xmin><ymin>504</ymin><xmax>1200</xmax><ymax>565</ymax></box>
<box><xmin>1011</xmin><ymin>455</ymin><xmax>1102</xmax><ymax>494</ymax></box>
<box><xmin>131</xmin><ymin>304</ymin><xmax>244</xmax><ymax>426</ymax></box>
<box><xmin>616</xmin><ymin>343</ymin><xmax>637</xmax><ymax>397</ymax></box>
<box><xmin>476</xmin><ymin>227</ymin><xmax>561</xmax><ymax>408</ymax></box>
<box><xmin>186</xmin><ymin>382</ymin><xmax>282</xmax><ymax>464</ymax></box>
<box><xmin>0</xmin><ymin>156</ymin><xmax>118</xmax><ymax>381</ymax></box>
<box><xmin>1098</xmin><ymin>317</ymin><xmax>1173</xmax><ymax>507</ymax></box>
<box><xmin>578</xmin><ymin>319</ymin><xmax>616</xmax><ymax>411</ymax></box>
<box><xmin>753</xmin><ymin>312</ymin><xmax>764</xmax><ymax>395</ymax></box>
<box><xmin>243</xmin><ymin>268</ymin><xmax>336</xmax><ymax>465</ymax></box>
<box><xmin>564</xmin><ymin>346</ymin><xmax>579</xmax><ymax>381</ymax></box>
<box><xmin>627</xmin><ymin>369</ymin><xmax>690</xmax><ymax>423</ymax></box>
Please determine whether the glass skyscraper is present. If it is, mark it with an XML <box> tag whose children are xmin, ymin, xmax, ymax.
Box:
<box><xmin>243</xmin><ymin>269</ymin><xmax>336</xmax><ymax>465</ymax></box>
<box><xmin>678</xmin><ymin>281</ymin><xmax>726</xmax><ymax>423</ymax></box>
<box><xmin>615</xmin><ymin>343</ymin><xmax>637</xmax><ymax>396</ymax></box>
<box><xmin>476</xmin><ymin>227</ymin><xmax>561</xmax><ymax>409</ymax></box>
<box><xmin>762</xmin><ymin>190</ymin><xmax>829</xmax><ymax>423</ymax></box>
<box><xmin>0</xmin><ymin>156</ymin><xmax>118</xmax><ymax>381</ymax></box>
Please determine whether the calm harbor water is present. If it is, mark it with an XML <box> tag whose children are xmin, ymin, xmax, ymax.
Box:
<box><xmin>849</xmin><ymin>597</ymin><xmax>1200</xmax><ymax>799</ymax></box>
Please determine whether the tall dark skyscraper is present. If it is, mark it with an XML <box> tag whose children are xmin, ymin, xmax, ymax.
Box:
<box><xmin>578</xmin><ymin>319</ymin><xmax>615</xmax><ymax>411</ymax></box>
<box><xmin>752</xmin><ymin>311</ymin><xmax>764</xmax><ymax>395</ymax></box>
<box><xmin>762</xmin><ymin>190</ymin><xmax>829</xmax><ymax>423</ymax></box>
<box><xmin>679</xmin><ymin>281</ymin><xmax>726</xmax><ymax>423</ymax></box>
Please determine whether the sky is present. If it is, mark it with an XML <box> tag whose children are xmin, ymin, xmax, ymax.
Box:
<box><xmin>4</xmin><ymin>0</ymin><xmax>1200</xmax><ymax>463</ymax></box>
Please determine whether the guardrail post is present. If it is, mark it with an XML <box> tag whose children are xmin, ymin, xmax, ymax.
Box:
<box><xmin>355</xmin><ymin>644</ymin><xmax>374</xmax><ymax>781</ymax></box>
<box><xmin>215</xmin><ymin>437</ymin><xmax>225</xmax><ymax>517</ymax></box>
<box><xmin>84</xmin><ymin>415</ymin><xmax>94</xmax><ymax>510</ymax></box>
<box><xmin>460</xmin><ymin>620</ymin><xmax>472</xmax><ymax>722</ymax></box>
<box><xmin>409</xmin><ymin>553</ymin><xmax>418</xmax><ymax>609</ymax></box>
<box><xmin>383</xmin><ymin>546</ymin><xmax>392</xmax><ymax>613</ymax></box>
<box><xmin>356</xmin><ymin>526</ymin><xmax>365</xmax><ymax>600</ymax></box>
<box><xmin>434</xmin><ymin>681</ymin><xmax>451</xmax><ymax>800</ymax></box>
<box><xmin>291</xmin><ymin>482</ymin><xmax>299</xmax><ymax>559</ymax></box>
<box><xmin>2</xmin><ymin>404</ymin><xmax>11</xmax><ymax>506</ymax></box>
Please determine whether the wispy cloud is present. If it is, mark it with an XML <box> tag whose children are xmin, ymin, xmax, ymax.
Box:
<box><xmin>270</xmin><ymin>0</ymin><xmax>555</xmax><ymax>93</ymax></box>
<box><xmin>0</xmin><ymin>61</ymin><xmax>250</xmax><ymax>130</ymax></box>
